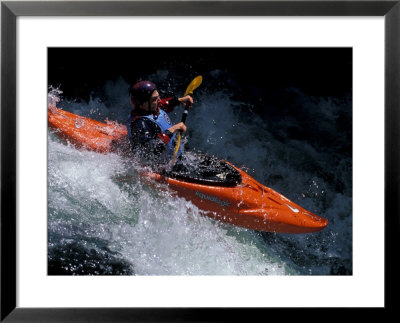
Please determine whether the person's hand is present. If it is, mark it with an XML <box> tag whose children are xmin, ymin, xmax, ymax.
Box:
<box><xmin>168</xmin><ymin>122</ymin><xmax>187</xmax><ymax>134</ymax></box>
<box><xmin>178</xmin><ymin>95</ymin><xmax>194</xmax><ymax>108</ymax></box>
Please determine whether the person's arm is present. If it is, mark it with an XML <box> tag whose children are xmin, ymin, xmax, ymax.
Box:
<box><xmin>167</xmin><ymin>122</ymin><xmax>187</xmax><ymax>135</ymax></box>
<box><xmin>131</xmin><ymin>118</ymin><xmax>156</xmax><ymax>144</ymax></box>
<box><xmin>131</xmin><ymin>118</ymin><xmax>185</xmax><ymax>158</ymax></box>
<box><xmin>131</xmin><ymin>118</ymin><xmax>166</xmax><ymax>155</ymax></box>
<box><xmin>159</xmin><ymin>97</ymin><xmax>180</xmax><ymax>113</ymax></box>
<box><xmin>160</xmin><ymin>95</ymin><xmax>194</xmax><ymax>113</ymax></box>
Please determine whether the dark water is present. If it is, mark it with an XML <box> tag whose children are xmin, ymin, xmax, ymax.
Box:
<box><xmin>48</xmin><ymin>48</ymin><xmax>352</xmax><ymax>275</ymax></box>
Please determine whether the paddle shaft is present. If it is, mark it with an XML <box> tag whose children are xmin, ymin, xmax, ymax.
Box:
<box><xmin>181</xmin><ymin>107</ymin><xmax>189</xmax><ymax>123</ymax></box>
<box><xmin>172</xmin><ymin>76</ymin><xmax>202</xmax><ymax>163</ymax></box>
<box><xmin>175</xmin><ymin>106</ymin><xmax>188</xmax><ymax>146</ymax></box>
<box><xmin>172</xmin><ymin>105</ymin><xmax>188</xmax><ymax>164</ymax></box>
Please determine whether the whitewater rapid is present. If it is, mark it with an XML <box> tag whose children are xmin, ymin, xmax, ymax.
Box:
<box><xmin>48</xmin><ymin>72</ymin><xmax>352</xmax><ymax>275</ymax></box>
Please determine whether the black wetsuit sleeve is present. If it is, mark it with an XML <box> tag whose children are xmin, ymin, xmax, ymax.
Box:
<box><xmin>130</xmin><ymin>118</ymin><xmax>168</xmax><ymax>160</ymax></box>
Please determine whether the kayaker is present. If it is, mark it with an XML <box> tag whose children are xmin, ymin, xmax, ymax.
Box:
<box><xmin>127</xmin><ymin>80</ymin><xmax>193</xmax><ymax>166</ymax></box>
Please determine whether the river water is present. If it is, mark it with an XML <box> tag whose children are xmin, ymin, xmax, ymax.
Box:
<box><xmin>48</xmin><ymin>48</ymin><xmax>352</xmax><ymax>275</ymax></box>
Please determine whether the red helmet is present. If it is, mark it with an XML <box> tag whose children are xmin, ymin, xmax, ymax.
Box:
<box><xmin>129</xmin><ymin>81</ymin><xmax>157</xmax><ymax>107</ymax></box>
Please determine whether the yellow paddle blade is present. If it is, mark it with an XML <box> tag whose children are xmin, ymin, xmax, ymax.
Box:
<box><xmin>184</xmin><ymin>76</ymin><xmax>203</xmax><ymax>96</ymax></box>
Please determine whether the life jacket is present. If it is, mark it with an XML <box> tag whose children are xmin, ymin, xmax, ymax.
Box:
<box><xmin>127</xmin><ymin>109</ymin><xmax>182</xmax><ymax>160</ymax></box>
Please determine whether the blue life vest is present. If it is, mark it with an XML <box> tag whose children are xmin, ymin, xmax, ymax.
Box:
<box><xmin>127</xmin><ymin>109</ymin><xmax>182</xmax><ymax>160</ymax></box>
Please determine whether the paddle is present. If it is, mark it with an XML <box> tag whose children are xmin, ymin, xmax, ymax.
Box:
<box><xmin>171</xmin><ymin>76</ymin><xmax>203</xmax><ymax>164</ymax></box>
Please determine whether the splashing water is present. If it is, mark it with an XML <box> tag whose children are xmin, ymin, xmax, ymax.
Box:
<box><xmin>48</xmin><ymin>133</ymin><xmax>290</xmax><ymax>275</ymax></box>
<box><xmin>48</xmin><ymin>86</ymin><xmax>63</xmax><ymax>108</ymax></box>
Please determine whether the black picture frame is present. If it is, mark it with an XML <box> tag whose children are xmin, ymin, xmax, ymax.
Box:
<box><xmin>1</xmin><ymin>1</ymin><xmax>398</xmax><ymax>321</ymax></box>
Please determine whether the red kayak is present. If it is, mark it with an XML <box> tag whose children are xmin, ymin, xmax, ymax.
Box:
<box><xmin>48</xmin><ymin>106</ymin><xmax>328</xmax><ymax>234</ymax></box>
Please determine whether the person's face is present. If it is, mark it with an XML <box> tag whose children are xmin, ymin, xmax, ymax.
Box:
<box><xmin>137</xmin><ymin>90</ymin><xmax>160</xmax><ymax>114</ymax></box>
<box><xmin>148</xmin><ymin>90</ymin><xmax>160</xmax><ymax>114</ymax></box>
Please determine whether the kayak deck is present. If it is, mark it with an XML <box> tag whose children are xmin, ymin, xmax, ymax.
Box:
<box><xmin>164</xmin><ymin>154</ymin><xmax>242</xmax><ymax>187</ymax></box>
<box><xmin>48</xmin><ymin>106</ymin><xmax>328</xmax><ymax>234</ymax></box>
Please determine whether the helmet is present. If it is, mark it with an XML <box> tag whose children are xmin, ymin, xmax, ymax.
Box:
<box><xmin>129</xmin><ymin>81</ymin><xmax>157</xmax><ymax>107</ymax></box>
